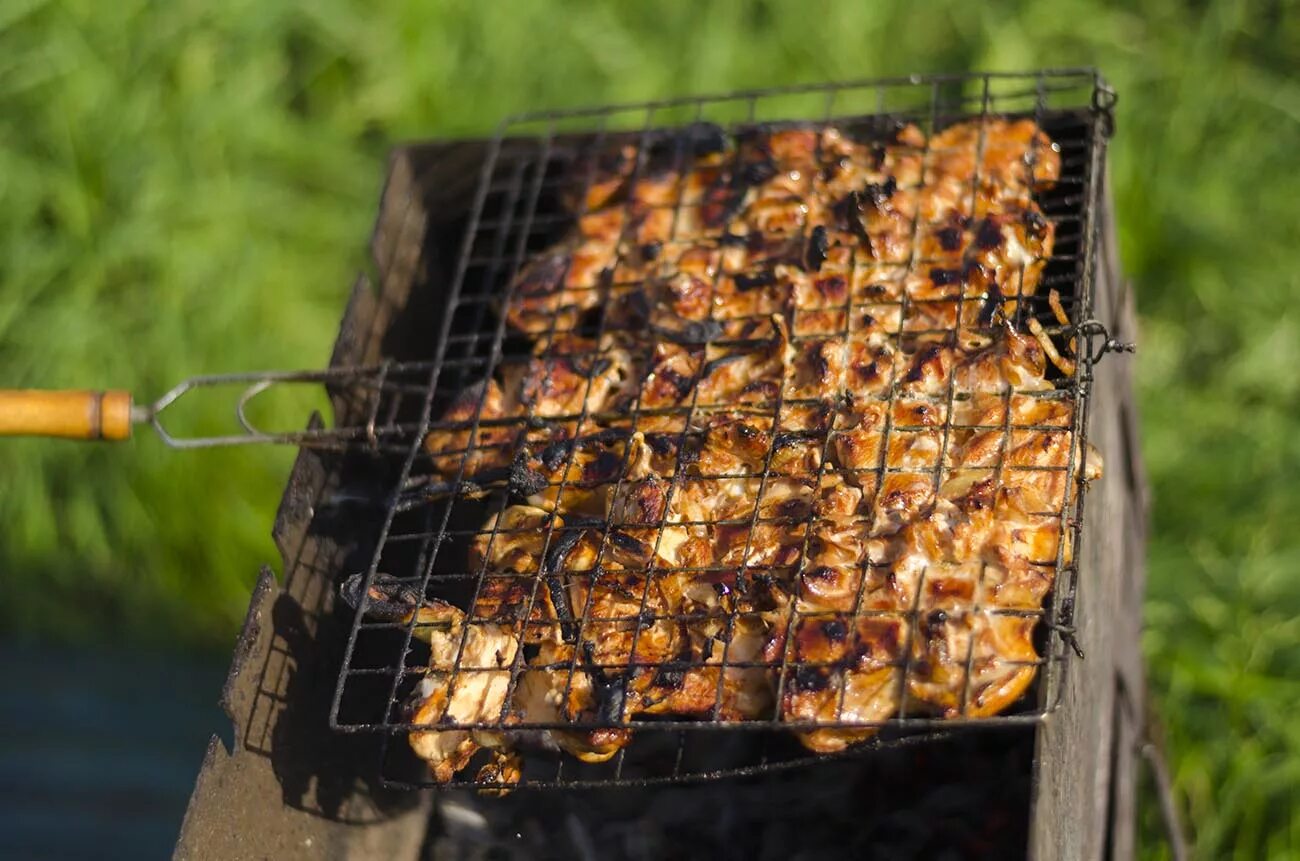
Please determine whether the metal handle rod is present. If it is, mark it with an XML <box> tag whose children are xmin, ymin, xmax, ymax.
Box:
<box><xmin>3</xmin><ymin>319</ymin><xmax>1132</xmax><ymax>448</ymax></box>
<box><xmin>1</xmin><ymin>362</ymin><xmax>416</xmax><ymax>449</ymax></box>
<box><xmin>140</xmin><ymin>365</ymin><xmax>404</xmax><ymax>449</ymax></box>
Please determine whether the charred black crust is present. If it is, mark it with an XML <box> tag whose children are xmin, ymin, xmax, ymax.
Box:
<box><xmin>595</xmin><ymin>674</ymin><xmax>627</xmax><ymax>724</ymax></box>
<box><xmin>963</xmin><ymin>259</ymin><xmax>988</xmax><ymax>283</ymax></box>
<box><xmin>862</xmin><ymin>176</ymin><xmax>897</xmax><ymax>209</ymax></box>
<box><xmin>584</xmin><ymin>450</ymin><xmax>626</xmax><ymax>484</ymax></box>
<box><xmin>804</xmin><ymin>225</ymin><xmax>829</xmax><ymax>272</ymax></box>
<box><xmin>820</xmin><ymin>618</ymin><xmax>849</xmax><ymax>641</ymax></box>
<box><xmin>790</xmin><ymin>665</ymin><xmax>832</xmax><ymax>693</ymax></box>
<box><xmin>341</xmin><ymin>572</ymin><xmax>420</xmax><ymax>622</ymax></box>
<box><xmin>580</xmin><ymin>641</ymin><xmax>629</xmax><ymax>724</ymax></box>
<box><xmin>772</xmin><ymin>430</ymin><xmax>814</xmax><ymax>451</ymax></box>
<box><xmin>978</xmin><ymin>282</ymin><xmax>1006</xmax><ymax>325</ymax></box>
<box><xmin>740</xmin><ymin>379</ymin><xmax>779</xmax><ymax>399</ymax></box>
<box><xmin>658</xmin><ymin>367</ymin><xmax>697</xmax><ymax>399</ymax></box>
<box><xmin>852</xmin><ymin>359</ymin><xmax>880</xmax><ymax>385</ymax></box>
<box><xmin>622</xmin><ymin>289</ymin><xmax>652</xmax><ymax>324</ymax></box>
<box><xmin>590</xmin><ymin>427</ymin><xmax>633</xmax><ymax>445</ymax></box>
<box><xmin>804</xmin><ymin>565</ymin><xmax>836</xmax><ymax>582</ymax></box>
<box><xmin>863</xmin><ymin>142</ymin><xmax>884</xmax><ymax>168</ymax></box>
<box><xmin>700</xmin><ymin>351</ymin><xmax>749</xmax><ymax>380</ymax></box>
<box><xmin>539</xmin><ymin>439</ymin><xmax>573</xmax><ymax>473</ymax></box>
<box><xmin>542</xmin><ymin>527</ymin><xmax>586</xmax><ymax>579</ymax></box>
<box><xmin>733</xmin><ymin>270</ymin><xmax>778</xmax><ymax>292</ymax></box>
<box><xmin>564</xmin><ymin>513</ymin><xmax>609</xmax><ymax>531</ymax></box>
<box><xmin>738</xmin><ymin>159</ymin><xmax>777</xmax><ymax>187</ymax></box>
<box><xmin>609</xmin><ymin>529</ymin><xmax>651</xmax><ymax>558</ymax></box>
<box><xmin>544</xmin><ymin>559</ymin><xmax>580</xmax><ymax>643</ymax></box>
<box><xmin>645</xmin><ymin>433</ymin><xmax>678</xmax><ymax>457</ymax></box>
<box><xmin>834</xmin><ymin>190</ymin><xmax>871</xmax><ymax>244</ymax></box>
<box><xmin>806</xmin><ymin>342</ymin><xmax>832</xmax><ymax>382</ymax></box>
<box><xmin>539</xmin><ymin>428</ymin><xmax>633</xmax><ymax>475</ymax></box>
<box><xmin>903</xmin><ymin>344</ymin><xmax>944</xmax><ymax>383</ymax></box>
<box><xmin>974</xmin><ymin>219</ymin><xmax>1003</xmax><ymax>250</ymax></box>
<box><xmin>652</xmin><ymin>319</ymin><xmax>723</xmax><ymax>345</ymax></box>
<box><xmin>509</xmin><ymin>455</ymin><xmax>549</xmax><ymax>498</ymax></box>
<box><xmin>689</xmin><ymin>123</ymin><xmax>731</xmax><ymax>156</ymax></box>
<box><xmin>703</xmin><ymin>183</ymin><xmax>748</xmax><ymax>228</ymax></box>
<box><xmin>652</xmin><ymin>662</ymin><xmax>687</xmax><ymax>689</ymax></box>
<box><xmin>646</xmin><ymin>124</ymin><xmax>723</xmax><ymax>172</ymax></box>
<box><xmin>819</xmin><ymin>155</ymin><xmax>850</xmax><ymax>182</ymax></box>
<box><xmin>777</xmin><ymin>497</ymin><xmax>812</xmax><ymax>519</ymax></box>
<box><xmin>1023</xmin><ymin>208</ymin><xmax>1049</xmax><ymax>239</ymax></box>
<box><xmin>929</xmin><ymin>267</ymin><xmax>962</xmax><ymax>286</ymax></box>
<box><xmin>516</xmin><ymin>253</ymin><xmax>570</xmax><ymax>297</ymax></box>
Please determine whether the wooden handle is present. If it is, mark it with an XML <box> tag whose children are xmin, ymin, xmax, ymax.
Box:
<box><xmin>0</xmin><ymin>389</ymin><xmax>134</xmax><ymax>441</ymax></box>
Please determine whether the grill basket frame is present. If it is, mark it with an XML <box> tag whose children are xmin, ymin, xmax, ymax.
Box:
<box><xmin>324</xmin><ymin>69</ymin><xmax>1119</xmax><ymax>790</ymax></box>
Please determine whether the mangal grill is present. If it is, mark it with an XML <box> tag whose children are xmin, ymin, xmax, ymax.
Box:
<box><xmin>146</xmin><ymin>69</ymin><xmax>1144</xmax><ymax>858</ymax></box>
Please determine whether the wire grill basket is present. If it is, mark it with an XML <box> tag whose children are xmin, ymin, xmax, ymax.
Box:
<box><xmin>328</xmin><ymin>69</ymin><xmax>1118</xmax><ymax>789</ymax></box>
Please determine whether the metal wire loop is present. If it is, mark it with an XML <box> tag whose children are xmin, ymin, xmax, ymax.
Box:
<box><xmin>142</xmin><ymin>366</ymin><xmax>400</xmax><ymax>449</ymax></box>
<box><xmin>1091</xmin><ymin>84</ymin><xmax>1118</xmax><ymax>137</ymax></box>
<box><xmin>1075</xmin><ymin>318</ymin><xmax>1136</xmax><ymax>364</ymax></box>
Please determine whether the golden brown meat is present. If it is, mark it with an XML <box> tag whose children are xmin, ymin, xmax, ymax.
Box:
<box><xmin>394</xmin><ymin>115</ymin><xmax>1097</xmax><ymax>783</ymax></box>
<box><xmin>402</xmin><ymin>598</ymin><xmax>520</xmax><ymax>783</ymax></box>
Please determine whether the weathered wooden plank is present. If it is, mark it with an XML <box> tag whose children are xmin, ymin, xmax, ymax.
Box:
<box><xmin>1104</xmin><ymin>170</ymin><xmax>1149</xmax><ymax>860</ymax></box>
<box><xmin>1029</xmin><ymin>173</ymin><xmax>1145</xmax><ymax>859</ymax></box>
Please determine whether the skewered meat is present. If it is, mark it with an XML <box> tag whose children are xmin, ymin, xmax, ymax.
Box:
<box><xmin>382</xmin><ymin>115</ymin><xmax>1099</xmax><ymax>783</ymax></box>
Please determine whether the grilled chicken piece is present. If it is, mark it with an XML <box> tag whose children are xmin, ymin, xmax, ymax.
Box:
<box><xmin>511</xmin><ymin>639</ymin><xmax>633</xmax><ymax>764</ymax></box>
<box><xmin>498</xmin><ymin>333</ymin><xmax>635</xmax><ymax>419</ymax></box>
<box><xmin>424</xmin><ymin>379</ymin><xmax>519</xmax><ymax>478</ymax></box>
<box><xmin>470</xmin><ymin>504</ymin><xmax>598</xmax><ymax>578</ymax></box>
<box><xmin>401</xmin><ymin>599</ymin><xmax>520</xmax><ymax>783</ymax></box>
<box><xmin>422</xmin><ymin>335</ymin><xmax>635</xmax><ymax>491</ymax></box>
<box><xmin>926</xmin><ymin>118</ymin><xmax>1061</xmax><ymax>215</ymax></box>
<box><xmin>637</xmin><ymin>341</ymin><xmax>704</xmax><ymax>409</ymax></box>
<box><xmin>396</xmin><ymin>117</ymin><xmax>1098</xmax><ymax>782</ymax></box>
<box><xmin>771</xmin><ymin>611</ymin><xmax>906</xmax><ymax>753</ymax></box>
<box><xmin>514</xmin><ymin>427</ymin><xmax>639</xmax><ymax>516</ymax></box>
<box><xmin>504</xmin><ymin>208</ymin><xmax>625</xmax><ymax>335</ymax></box>
<box><xmin>633</xmin><ymin>611</ymin><xmax>774</xmax><ymax>720</ymax></box>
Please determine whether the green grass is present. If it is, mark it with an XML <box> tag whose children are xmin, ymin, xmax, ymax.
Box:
<box><xmin>2</xmin><ymin>0</ymin><xmax>1297</xmax><ymax>856</ymax></box>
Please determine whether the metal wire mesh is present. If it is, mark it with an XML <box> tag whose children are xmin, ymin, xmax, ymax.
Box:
<box><xmin>329</xmin><ymin>69</ymin><xmax>1115</xmax><ymax>789</ymax></box>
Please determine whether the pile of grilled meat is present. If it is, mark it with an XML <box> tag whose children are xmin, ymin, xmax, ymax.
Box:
<box><xmin>357</xmin><ymin>116</ymin><xmax>1102</xmax><ymax>785</ymax></box>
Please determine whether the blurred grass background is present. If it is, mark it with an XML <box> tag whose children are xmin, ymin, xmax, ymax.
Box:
<box><xmin>1</xmin><ymin>0</ymin><xmax>1296</xmax><ymax>856</ymax></box>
